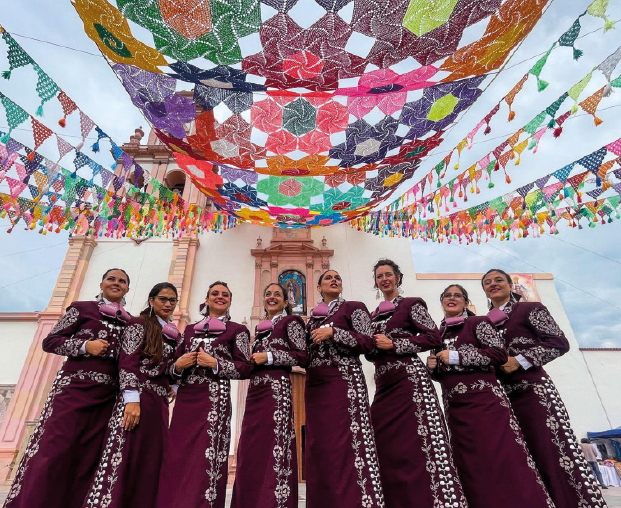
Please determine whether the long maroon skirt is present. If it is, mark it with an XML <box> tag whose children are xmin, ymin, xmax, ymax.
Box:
<box><xmin>305</xmin><ymin>363</ymin><xmax>384</xmax><ymax>508</ymax></box>
<box><xmin>501</xmin><ymin>369</ymin><xmax>607</xmax><ymax>508</ymax></box>
<box><xmin>371</xmin><ymin>358</ymin><xmax>467</xmax><ymax>508</ymax></box>
<box><xmin>441</xmin><ymin>371</ymin><xmax>553</xmax><ymax>508</ymax></box>
<box><xmin>156</xmin><ymin>378</ymin><xmax>232</xmax><ymax>508</ymax></box>
<box><xmin>231</xmin><ymin>369</ymin><xmax>297</xmax><ymax>508</ymax></box>
<box><xmin>4</xmin><ymin>363</ymin><xmax>117</xmax><ymax>508</ymax></box>
<box><xmin>81</xmin><ymin>382</ymin><xmax>169</xmax><ymax>508</ymax></box>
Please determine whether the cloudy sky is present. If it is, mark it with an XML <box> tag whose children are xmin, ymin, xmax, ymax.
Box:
<box><xmin>0</xmin><ymin>1</ymin><xmax>620</xmax><ymax>348</ymax></box>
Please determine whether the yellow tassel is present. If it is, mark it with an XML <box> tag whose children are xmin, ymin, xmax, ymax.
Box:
<box><xmin>594</xmin><ymin>116</ymin><xmax>603</xmax><ymax>126</ymax></box>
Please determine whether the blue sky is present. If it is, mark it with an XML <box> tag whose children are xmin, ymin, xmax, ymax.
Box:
<box><xmin>0</xmin><ymin>1</ymin><xmax>620</xmax><ymax>347</ymax></box>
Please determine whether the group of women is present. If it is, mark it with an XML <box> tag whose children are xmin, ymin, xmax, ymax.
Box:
<box><xmin>3</xmin><ymin>261</ymin><xmax>608</xmax><ymax>508</ymax></box>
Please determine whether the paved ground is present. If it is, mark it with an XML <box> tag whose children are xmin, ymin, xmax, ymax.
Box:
<box><xmin>1</xmin><ymin>483</ymin><xmax>618</xmax><ymax>506</ymax></box>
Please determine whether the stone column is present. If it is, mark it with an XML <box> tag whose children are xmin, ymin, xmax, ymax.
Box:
<box><xmin>0</xmin><ymin>236</ymin><xmax>97</xmax><ymax>482</ymax></box>
<box><xmin>169</xmin><ymin>236</ymin><xmax>200</xmax><ymax>331</ymax></box>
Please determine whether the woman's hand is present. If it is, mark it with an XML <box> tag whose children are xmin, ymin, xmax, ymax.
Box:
<box><xmin>197</xmin><ymin>347</ymin><xmax>217</xmax><ymax>369</ymax></box>
<box><xmin>85</xmin><ymin>339</ymin><xmax>109</xmax><ymax>356</ymax></box>
<box><xmin>500</xmin><ymin>357</ymin><xmax>521</xmax><ymax>374</ymax></box>
<box><xmin>311</xmin><ymin>327</ymin><xmax>333</xmax><ymax>345</ymax></box>
<box><xmin>427</xmin><ymin>353</ymin><xmax>438</xmax><ymax>370</ymax></box>
<box><xmin>175</xmin><ymin>352</ymin><xmax>197</xmax><ymax>373</ymax></box>
<box><xmin>167</xmin><ymin>388</ymin><xmax>177</xmax><ymax>403</ymax></box>
<box><xmin>375</xmin><ymin>334</ymin><xmax>394</xmax><ymax>350</ymax></box>
<box><xmin>436</xmin><ymin>350</ymin><xmax>450</xmax><ymax>365</ymax></box>
<box><xmin>252</xmin><ymin>352</ymin><xmax>268</xmax><ymax>365</ymax></box>
<box><xmin>122</xmin><ymin>402</ymin><xmax>140</xmax><ymax>431</ymax></box>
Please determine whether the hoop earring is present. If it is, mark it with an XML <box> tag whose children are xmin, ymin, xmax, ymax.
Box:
<box><xmin>462</xmin><ymin>308</ymin><xmax>469</xmax><ymax>318</ymax></box>
<box><xmin>96</xmin><ymin>290</ymin><xmax>104</xmax><ymax>303</ymax></box>
<box><xmin>319</xmin><ymin>291</ymin><xmax>324</xmax><ymax>303</ymax></box>
<box><xmin>376</xmin><ymin>289</ymin><xmax>380</xmax><ymax>300</ymax></box>
<box><xmin>398</xmin><ymin>286</ymin><xmax>404</xmax><ymax>295</ymax></box>
<box><xmin>149</xmin><ymin>306</ymin><xmax>154</xmax><ymax>317</ymax></box>
<box><xmin>120</xmin><ymin>295</ymin><xmax>127</xmax><ymax>306</ymax></box>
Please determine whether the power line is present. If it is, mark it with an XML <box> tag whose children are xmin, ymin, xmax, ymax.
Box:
<box><xmin>482</xmin><ymin>242</ymin><xmax>621</xmax><ymax>311</ymax></box>
<box><xmin>0</xmin><ymin>242</ymin><xmax>67</xmax><ymax>258</ymax></box>
<box><xmin>0</xmin><ymin>265</ymin><xmax>63</xmax><ymax>290</ymax></box>
<box><xmin>10</xmin><ymin>32</ymin><xmax>103</xmax><ymax>58</ymax></box>
<box><xmin>546</xmin><ymin>233</ymin><xmax>621</xmax><ymax>266</ymax></box>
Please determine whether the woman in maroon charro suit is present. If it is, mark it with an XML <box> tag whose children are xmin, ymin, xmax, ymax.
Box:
<box><xmin>81</xmin><ymin>282</ymin><xmax>181</xmax><ymax>508</ymax></box>
<box><xmin>231</xmin><ymin>283</ymin><xmax>308</xmax><ymax>508</ymax></box>
<box><xmin>368</xmin><ymin>259</ymin><xmax>466</xmax><ymax>508</ymax></box>
<box><xmin>3</xmin><ymin>269</ymin><xmax>131</xmax><ymax>508</ymax></box>
<box><xmin>428</xmin><ymin>283</ymin><xmax>553</xmax><ymax>508</ymax></box>
<box><xmin>305</xmin><ymin>270</ymin><xmax>384</xmax><ymax>508</ymax></box>
<box><xmin>482</xmin><ymin>268</ymin><xmax>607</xmax><ymax>508</ymax></box>
<box><xmin>156</xmin><ymin>281</ymin><xmax>252</xmax><ymax>508</ymax></box>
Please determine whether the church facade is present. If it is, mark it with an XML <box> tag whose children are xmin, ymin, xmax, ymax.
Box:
<box><xmin>0</xmin><ymin>128</ymin><xmax>618</xmax><ymax>485</ymax></box>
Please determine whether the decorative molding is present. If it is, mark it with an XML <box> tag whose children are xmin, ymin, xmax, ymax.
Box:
<box><xmin>0</xmin><ymin>313</ymin><xmax>39</xmax><ymax>322</ymax></box>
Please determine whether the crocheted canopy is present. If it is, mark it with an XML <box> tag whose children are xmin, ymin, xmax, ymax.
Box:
<box><xmin>70</xmin><ymin>0</ymin><xmax>550</xmax><ymax>228</ymax></box>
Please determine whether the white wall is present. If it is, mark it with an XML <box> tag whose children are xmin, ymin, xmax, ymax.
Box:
<box><xmin>581</xmin><ymin>350</ymin><xmax>621</xmax><ymax>431</ymax></box>
<box><xmin>0</xmin><ymin>320</ymin><xmax>38</xmax><ymax>384</ymax></box>
<box><xmin>77</xmin><ymin>239</ymin><xmax>175</xmax><ymax>316</ymax></box>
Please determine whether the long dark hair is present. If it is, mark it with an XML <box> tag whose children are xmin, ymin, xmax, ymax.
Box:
<box><xmin>140</xmin><ymin>282</ymin><xmax>178</xmax><ymax>365</ymax></box>
<box><xmin>102</xmin><ymin>268</ymin><xmax>130</xmax><ymax>287</ymax></box>
<box><xmin>263</xmin><ymin>283</ymin><xmax>292</xmax><ymax>318</ymax></box>
<box><xmin>372</xmin><ymin>259</ymin><xmax>403</xmax><ymax>288</ymax></box>
<box><xmin>318</xmin><ymin>269</ymin><xmax>339</xmax><ymax>285</ymax></box>
<box><xmin>481</xmin><ymin>268</ymin><xmax>512</xmax><ymax>287</ymax></box>
<box><xmin>481</xmin><ymin>268</ymin><xmax>522</xmax><ymax>307</ymax></box>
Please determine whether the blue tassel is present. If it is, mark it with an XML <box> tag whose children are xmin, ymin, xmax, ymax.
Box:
<box><xmin>92</xmin><ymin>141</ymin><xmax>100</xmax><ymax>153</ymax></box>
<box><xmin>2</xmin><ymin>70</ymin><xmax>11</xmax><ymax>80</ymax></box>
<box><xmin>36</xmin><ymin>104</ymin><xmax>44</xmax><ymax>117</ymax></box>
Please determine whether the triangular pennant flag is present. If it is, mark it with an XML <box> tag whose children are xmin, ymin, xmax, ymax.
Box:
<box><xmin>606</xmin><ymin>138</ymin><xmax>621</xmax><ymax>157</ymax></box>
<box><xmin>56</xmin><ymin>90</ymin><xmax>77</xmax><ymax>127</ymax></box>
<box><xmin>56</xmin><ymin>135</ymin><xmax>73</xmax><ymax>160</ymax></box>
<box><xmin>552</xmin><ymin>163</ymin><xmax>574</xmax><ymax>183</ymax></box>
<box><xmin>576</xmin><ymin>147</ymin><xmax>607</xmax><ymax>174</ymax></box>
<box><xmin>0</xmin><ymin>92</ymin><xmax>30</xmax><ymax>142</ymax></box>
<box><xmin>100</xmin><ymin>168</ymin><xmax>114</xmax><ymax>189</ymax></box>
<box><xmin>579</xmin><ymin>87</ymin><xmax>605</xmax><ymax>124</ymax></box>
<box><xmin>1</xmin><ymin>31</ymin><xmax>34</xmax><ymax>79</ymax></box>
<box><xmin>587</xmin><ymin>0</ymin><xmax>615</xmax><ymax>31</ymax></box>
<box><xmin>33</xmin><ymin>64</ymin><xmax>60</xmax><ymax>115</ymax></box>
<box><xmin>545</xmin><ymin>92</ymin><xmax>569</xmax><ymax>119</ymax></box>
<box><xmin>30</xmin><ymin>117</ymin><xmax>53</xmax><ymax>152</ymax></box>
<box><xmin>5</xmin><ymin>176</ymin><xmax>27</xmax><ymax>197</ymax></box>
<box><xmin>558</xmin><ymin>17</ymin><xmax>583</xmax><ymax>59</ymax></box>
<box><xmin>504</xmin><ymin>74</ymin><xmax>529</xmax><ymax>121</ymax></box>
<box><xmin>79</xmin><ymin>111</ymin><xmax>95</xmax><ymax>141</ymax></box>
<box><xmin>568</xmin><ymin>70</ymin><xmax>594</xmax><ymax>102</ymax></box>
<box><xmin>529</xmin><ymin>44</ymin><xmax>555</xmax><ymax>91</ymax></box>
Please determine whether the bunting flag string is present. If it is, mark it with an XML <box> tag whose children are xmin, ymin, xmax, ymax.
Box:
<box><xmin>0</xmin><ymin>131</ymin><xmax>234</xmax><ymax>237</ymax></box>
<box><xmin>353</xmin><ymin>137</ymin><xmax>621</xmax><ymax>243</ymax></box>
<box><xmin>390</xmin><ymin>45</ymin><xmax>621</xmax><ymax>219</ymax></box>
<box><xmin>0</xmin><ymin>24</ymin><xmax>155</xmax><ymax>181</ymax></box>
<box><xmin>0</xmin><ymin>0</ymin><xmax>617</xmax><ymax>234</ymax></box>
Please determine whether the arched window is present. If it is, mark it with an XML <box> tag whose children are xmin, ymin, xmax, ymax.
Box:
<box><xmin>279</xmin><ymin>270</ymin><xmax>306</xmax><ymax>315</ymax></box>
<box><xmin>165</xmin><ymin>170</ymin><xmax>186</xmax><ymax>196</ymax></box>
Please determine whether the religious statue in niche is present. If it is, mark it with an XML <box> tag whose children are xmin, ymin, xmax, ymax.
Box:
<box><xmin>511</xmin><ymin>274</ymin><xmax>539</xmax><ymax>302</ymax></box>
<box><xmin>279</xmin><ymin>270</ymin><xmax>306</xmax><ymax>315</ymax></box>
